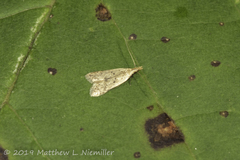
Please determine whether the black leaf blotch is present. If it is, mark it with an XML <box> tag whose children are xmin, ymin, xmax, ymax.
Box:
<box><xmin>211</xmin><ymin>60</ymin><xmax>221</xmax><ymax>67</ymax></box>
<box><xmin>147</xmin><ymin>105</ymin><xmax>154</xmax><ymax>111</ymax></box>
<box><xmin>188</xmin><ymin>75</ymin><xmax>196</xmax><ymax>81</ymax></box>
<box><xmin>48</xmin><ymin>68</ymin><xmax>57</xmax><ymax>75</ymax></box>
<box><xmin>95</xmin><ymin>3</ymin><xmax>111</xmax><ymax>22</ymax></box>
<box><xmin>133</xmin><ymin>152</ymin><xmax>140</xmax><ymax>158</ymax></box>
<box><xmin>161</xmin><ymin>37</ymin><xmax>170</xmax><ymax>43</ymax></box>
<box><xmin>129</xmin><ymin>34</ymin><xmax>137</xmax><ymax>40</ymax></box>
<box><xmin>145</xmin><ymin>113</ymin><xmax>184</xmax><ymax>149</ymax></box>
<box><xmin>219</xmin><ymin>111</ymin><xmax>229</xmax><ymax>118</ymax></box>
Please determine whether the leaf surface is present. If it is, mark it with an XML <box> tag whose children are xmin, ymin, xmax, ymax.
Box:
<box><xmin>0</xmin><ymin>0</ymin><xmax>240</xmax><ymax>160</ymax></box>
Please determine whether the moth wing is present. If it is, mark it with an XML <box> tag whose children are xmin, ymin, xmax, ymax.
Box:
<box><xmin>85</xmin><ymin>68</ymin><xmax>128</xmax><ymax>83</ymax></box>
<box><xmin>90</xmin><ymin>81</ymin><xmax>107</xmax><ymax>97</ymax></box>
<box><xmin>104</xmin><ymin>66</ymin><xmax>143</xmax><ymax>89</ymax></box>
<box><xmin>87</xmin><ymin>67</ymin><xmax>143</xmax><ymax>97</ymax></box>
<box><xmin>89</xmin><ymin>73</ymin><xmax>130</xmax><ymax>97</ymax></box>
<box><xmin>85</xmin><ymin>71</ymin><xmax>106</xmax><ymax>83</ymax></box>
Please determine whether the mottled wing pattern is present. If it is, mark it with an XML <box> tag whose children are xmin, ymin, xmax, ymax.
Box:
<box><xmin>85</xmin><ymin>66</ymin><xmax>143</xmax><ymax>97</ymax></box>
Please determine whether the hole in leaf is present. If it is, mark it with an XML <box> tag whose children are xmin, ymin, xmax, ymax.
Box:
<box><xmin>219</xmin><ymin>22</ymin><xmax>224</xmax><ymax>26</ymax></box>
<box><xmin>161</xmin><ymin>37</ymin><xmax>170</xmax><ymax>43</ymax></box>
<box><xmin>49</xmin><ymin>14</ymin><xmax>53</xmax><ymax>18</ymax></box>
<box><xmin>48</xmin><ymin>68</ymin><xmax>57</xmax><ymax>75</ymax></box>
<box><xmin>147</xmin><ymin>105</ymin><xmax>154</xmax><ymax>111</ymax></box>
<box><xmin>0</xmin><ymin>146</ymin><xmax>8</xmax><ymax>160</ymax></box>
<box><xmin>145</xmin><ymin>113</ymin><xmax>184</xmax><ymax>149</ymax></box>
<box><xmin>211</xmin><ymin>60</ymin><xmax>221</xmax><ymax>67</ymax></box>
<box><xmin>219</xmin><ymin>111</ymin><xmax>229</xmax><ymax>118</ymax></box>
<box><xmin>95</xmin><ymin>3</ymin><xmax>111</xmax><ymax>22</ymax></box>
<box><xmin>133</xmin><ymin>152</ymin><xmax>141</xmax><ymax>158</ymax></box>
<box><xmin>188</xmin><ymin>75</ymin><xmax>196</xmax><ymax>81</ymax></box>
<box><xmin>129</xmin><ymin>34</ymin><xmax>137</xmax><ymax>40</ymax></box>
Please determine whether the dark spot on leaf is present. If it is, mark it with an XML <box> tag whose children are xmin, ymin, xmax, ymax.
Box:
<box><xmin>129</xmin><ymin>34</ymin><xmax>137</xmax><ymax>40</ymax></box>
<box><xmin>0</xmin><ymin>146</ymin><xmax>8</xmax><ymax>160</ymax></box>
<box><xmin>80</xmin><ymin>128</ymin><xmax>84</xmax><ymax>131</ymax></box>
<box><xmin>188</xmin><ymin>75</ymin><xmax>196</xmax><ymax>81</ymax></box>
<box><xmin>147</xmin><ymin>105</ymin><xmax>154</xmax><ymax>111</ymax></box>
<box><xmin>133</xmin><ymin>152</ymin><xmax>140</xmax><ymax>158</ymax></box>
<box><xmin>211</xmin><ymin>60</ymin><xmax>221</xmax><ymax>67</ymax></box>
<box><xmin>49</xmin><ymin>14</ymin><xmax>53</xmax><ymax>18</ymax></box>
<box><xmin>219</xmin><ymin>111</ymin><xmax>229</xmax><ymax>118</ymax></box>
<box><xmin>95</xmin><ymin>3</ymin><xmax>111</xmax><ymax>22</ymax></box>
<box><xmin>161</xmin><ymin>37</ymin><xmax>170</xmax><ymax>43</ymax></box>
<box><xmin>48</xmin><ymin>68</ymin><xmax>57</xmax><ymax>75</ymax></box>
<box><xmin>219</xmin><ymin>22</ymin><xmax>224</xmax><ymax>26</ymax></box>
<box><xmin>174</xmin><ymin>7</ymin><xmax>188</xmax><ymax>18</ymax></box>
<box><xmin>145</xmin><ymin>113</ymin><xmax>184</xmax><ymax>149</ymax></box>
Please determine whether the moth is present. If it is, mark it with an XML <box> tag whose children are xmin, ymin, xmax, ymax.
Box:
<box><xmin>85</xmin><ymin>66</ymin><xmax>143</xmax><ymax>97</ymax></box>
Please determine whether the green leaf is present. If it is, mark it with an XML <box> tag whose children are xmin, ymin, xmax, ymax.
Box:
<box><xmin>1</xmin><ymin>0</ymin><xmax>240</xmax><ymax>160</ymax></box>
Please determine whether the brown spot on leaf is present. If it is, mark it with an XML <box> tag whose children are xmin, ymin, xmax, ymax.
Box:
<box><xmin>95</xmin><ymin>3</ymin><xmax>111</xmax><ymax>21</ymax></box>
<box><xmin>133</xmin><ymin>152</ymin><xmax>141</xmax><ymax>158</ymax></box>
<box><xmin>161</xmin><ymin>37</ymin><xmax>170</xmax><ymax>43</ymax></box>
<box><xmin>0</xmin><ymin>146</ymin><xmax>8</xmax><ymax>160</ymax></box>
<box><xmin>219</xmin><ymin>22</ymin><xmax>224</xmax><ymax>26</ymax></box>
<box><xmin>211</xmin><ymin>60</ymin><xmax>221</xmax><ymax>67</ymax></box>
<box><xmin>147</xmin><ymin>105</ymin><xmax>154</xmax><ymax>111</ymax></box>
<box><xmin>188</xmin><ymin>75</ymin><xmax>196</xmax><ymax>81</ymax></box>
<box><xmin>48</xmin><ymin>68</ymin><xmax>57</xmax><ymax>75</ymax></box>
<box><xmin>145</xmin><ymin>113</ymin><xmax>184</xmax><ymax>149</ymax></box>
<box><xmin>80</xmin><ymin>128</ymin><xmax>84</xmax><ymax>131</ymax></box>
<box><xmin>129</xmin><ymin>34</ymin><xmax>137</xmax><ymax>40</ymax></box>
<box><xmin>219</xmin><ymin>111</ymin><xmax>229</xmax><ymax>117</ymax></box>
